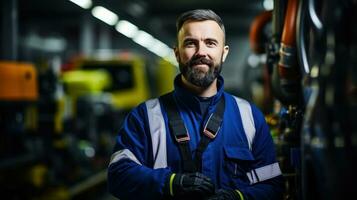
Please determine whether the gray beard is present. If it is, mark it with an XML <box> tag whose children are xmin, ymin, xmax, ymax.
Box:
<box><xmin>179</xmin><ymin>57</ymin><xmax>223</xmax><ymax>88</ymax></box>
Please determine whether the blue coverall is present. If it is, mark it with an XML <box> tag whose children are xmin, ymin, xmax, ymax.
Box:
<box><xmin>108</xmin><ymin>75</ymin><xmax>284</xmax><ymax>200</ymax></box>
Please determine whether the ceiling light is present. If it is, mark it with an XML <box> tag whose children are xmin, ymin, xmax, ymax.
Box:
<box><xmin>132</xmin><ymin>31</ymin><xmax>155</xmax><ymax>48</ymax></box>
<box><xmin>148</xmin><ymin>39</ymin><xmax>172</xmax><ymax>57</ymax></box>
<box><xmin>263</xmin><ymin>0</ymin><xmax>274</xmax><ymax>11</ymax></box>
<box><xmin>91</xmin><ymin>6</ymin><xmax>118</xmax><ymax>26</ymax></box>
<box><xmin>165</xmin><ymin>53</ymin><xmax>178</xmax><ymax>67</ymax></box>
<box><xmin>115</xmin><ymin>20</ymin><xmax>139</xmax><ymax>38</ymax></box>
<box><xmin>68</xmin><ymin>0</ymin><xmax>92</xmax><ymax>9</ymax></box>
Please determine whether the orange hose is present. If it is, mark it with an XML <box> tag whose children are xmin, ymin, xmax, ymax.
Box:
<box><xmin>281</xmin><ymin>0</ymin><xmax>299</xmax><ymax>46</ymax></box>
<box><xmin>249</xmin><ymin>11</ymin><xmax>272</xmax><ymax>54</ymax></box>
<box><xmin>279</xmin><ymin>0</ymin><xmax>299</xmax><ymax>80</ymax></box>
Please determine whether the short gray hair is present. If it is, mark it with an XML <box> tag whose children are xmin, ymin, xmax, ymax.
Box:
<box><xmin>176</xmin><ymin>9</ymin><xmax>226</xmax><ymax>37</ymax></box>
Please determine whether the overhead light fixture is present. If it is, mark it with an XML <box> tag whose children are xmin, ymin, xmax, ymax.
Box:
<box><xmin>132</xmin><ymin>30</ymin><xmax>156</xmax><ymax>48</ymax></box>
<box><xmin>163</xmin><ymin>52</ymin><xmax>178</xmax><ymax>66</ymax></box>
<box><xmin>70</xmin><ymin>0</ymin><xmax>176</xmax><ymax>66</ymax></box>
<box><xmin>91</xmin><ymin>6</ymin><xmax>118</xmax><ymax>26</ymax></box>
<box><xmin>141</xmin><ymin>39</ymin><xmax>177</xmax><ymax>66</ymax></box>
<box><xmin>148</xmin><ymin>39</ymin><xmax>171</xmax><ymax>57</ymax></box>
<box><xmin>263</xmin><ymin>0</ymin><xmax>274</xmax><ymax>11</ymax></box>
<box><xmin>115</xmin><ymin>20</ymin><xmax>139</xmax><ymax>38</ymax></box>
<box><xmin>167</xmin><ymin>52</ymin><xmax>178</xmax><ymax>66</ymax></box>
<box><xmin>68</xmin><ymin>0</ymin><xmax>92</xmax><ymax>9</ymax></box>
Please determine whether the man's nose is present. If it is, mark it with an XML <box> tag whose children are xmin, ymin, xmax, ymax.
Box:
<box><xmin>195</xmin><ymin>43</ymin><xmax>208</xmax><ymax>57</ymax></box>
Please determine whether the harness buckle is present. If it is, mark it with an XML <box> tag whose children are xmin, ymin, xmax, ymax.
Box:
<box><xmin>203</xmin><ymin>128</ymin><xmax>217</xmax><ymax>139</ymax></box>
<box><xmin>174</xmin><ymin>132</ymin><xmax>190</xmax><ymax>143</ymax></box>
<box><xmin>203</xmin><ymin>113</ymin><xmax>219</xmax><ymax>139</ymax></box>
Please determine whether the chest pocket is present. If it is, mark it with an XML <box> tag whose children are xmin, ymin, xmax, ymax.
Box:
<box><xmin>224</xmin><ymin>146</ymin><xmax>254</xmax><ymax>181</ymax></box>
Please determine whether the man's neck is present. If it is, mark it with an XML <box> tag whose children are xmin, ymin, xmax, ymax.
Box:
<box><xmin>181</xmin><ymin>75</ymin><xmax>217</xmax><ymax>97</ymax></box>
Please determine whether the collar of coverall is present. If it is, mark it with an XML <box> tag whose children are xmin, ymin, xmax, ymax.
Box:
<box><xmin>172</xmin><ymin>74</ymin><xmax>225</xmax><ymax>114</ymax></box>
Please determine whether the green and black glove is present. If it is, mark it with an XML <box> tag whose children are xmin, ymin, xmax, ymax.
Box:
<box><xmin>205</xmin><ymin>189</ymin><xmax>244</xmax><ymax>200</ymax></box>
<box><xmin>165</xmin><ymin>172</ymin><xmax>215</xmax><ymax>199</ymax></box>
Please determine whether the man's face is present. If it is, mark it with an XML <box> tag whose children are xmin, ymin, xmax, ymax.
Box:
<box><xmin>175</xmin><ymin>20</ymin><xmax>229</xmax><ymax>88</ymax></box>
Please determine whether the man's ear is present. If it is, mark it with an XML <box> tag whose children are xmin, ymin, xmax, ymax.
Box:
<box><xmin>222</xmin><ymin>45</ymin><xmax>229</xmax><ymax>62</ymax></box>
<box><xmin>174</xmin><ymin>47</ymin><xmax>180</xmax><ymax>62</ymax></box>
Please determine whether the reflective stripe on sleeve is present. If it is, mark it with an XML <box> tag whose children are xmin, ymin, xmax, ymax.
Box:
<box><xmin>235</xmin><ymin>190</ymin><xmax>244</xmax><ymax>200</ymax></box>
<box><xmin>233</xmin><ymin>96</ymin><xmax>256</xmax><ymax>150</ymax></box>
<box><xmin>169</xmin><ymin>173</ymin><xmax>176</xmax><ymax>196</ymax></box>
<box><xmin>109</xmin><ymin>149</ymin><xmax>142</xmax><ymax>166</ymax></box>
<box><xmin>246</xmin><ymin>162</ymin><xmax>282</xmax><ymax>184</ymax></box>
<box><xmin>146</xmin><ymin>98</ymin><xmax>168</xmax><ymax>169</ymax></box>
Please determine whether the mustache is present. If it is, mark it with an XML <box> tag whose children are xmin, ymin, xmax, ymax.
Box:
<box><xmin>188</xmin><ymin>56</ymin><xmax>213</xmax><ymax>67</ymax></box>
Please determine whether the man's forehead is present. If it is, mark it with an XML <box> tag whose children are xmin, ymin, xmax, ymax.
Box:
<box><xmin>178</xmin><ymin>20</ymin><xmax>225</xmax><ymax>39</ymax></box>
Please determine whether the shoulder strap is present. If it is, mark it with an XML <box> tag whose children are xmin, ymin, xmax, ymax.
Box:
<box><xmin>233</xmin><ymin>96</ymin><xmax>256</xmax><ymax>150</ymax></box>
<box><xmin>160</xmin><ymin>92</ymin><xmax>196</xmax><ymax>172</ymax></box>
<box><xmin>195</xmin><ymin>96</ymin><xmax>225</xmax><ymax>171</ymax></box>
<box><xmin>160</xmin><ymin>92</ymin><xmax>225</xmax><ymax>172</ymax></box>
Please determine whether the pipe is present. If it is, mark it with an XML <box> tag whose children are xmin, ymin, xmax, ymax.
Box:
<box><xmin>296</xmin><ymin>0</ymin><xmax>310</xmax><ymax>74</ymax></box>
<box><xmin>277</xmin><ymin>0</ymin><xmax>302</xmax><ymax>105</ymax></box>
<box><xmin>249</xmin><ymin>11</ymin><xmax>272</xmax><ymax>54</ymax></box>
<box><xmin>0</xmin><ymin>0</ymin><xmax>18</xmax><ymax>60</ymax></box>
<box><xmin>279</xmin><ymin>0</ymin><xmax>299</xmax><ymax>79</ymax></box>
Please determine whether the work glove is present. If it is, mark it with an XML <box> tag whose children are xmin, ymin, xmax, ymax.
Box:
<box><xmin>205</xmin><ymin>189</ymin><xmax>244</xmax><ymax>200</ymax></box>
<box><xmin>165</xmin><ymin>172</ymin><xmax>215</xmax><ymax>199</ymax></box>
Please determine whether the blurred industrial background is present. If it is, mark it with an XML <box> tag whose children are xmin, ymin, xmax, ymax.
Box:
<box><xmin>0</xmin><ymin>0</ymin><xmax>356</xmax><ymax>199</ymax></box>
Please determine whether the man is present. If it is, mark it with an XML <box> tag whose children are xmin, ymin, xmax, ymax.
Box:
<box><xmin>108</xmin><ymin>9</ymin><xmax>284</xmax><ymax>200</ymax></box>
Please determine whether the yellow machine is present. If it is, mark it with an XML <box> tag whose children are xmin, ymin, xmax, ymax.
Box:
<box><xmin>155</xmin><ymin>58</ymin><xmax>178</xmax><ymax>96</ymax></box>
<box><xmin>0</xmin><ymin>55</ymin><xmax>176</xmax><ymax>199</ymax></box>
<box><xmin>63</xmin><ymin>54</ymin><xmax>150</xmax><ymax>111</ymax></box>
<box><xmin>55</xmin><ymin>54</ymin><xmax>152</xmax><ymax>199</ymax></box>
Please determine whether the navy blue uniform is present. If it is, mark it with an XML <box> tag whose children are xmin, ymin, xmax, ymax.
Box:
<box><xmin>108</xmin><ymin>75</ymin><xmax>284</xmax><ymax>200</ymax></box>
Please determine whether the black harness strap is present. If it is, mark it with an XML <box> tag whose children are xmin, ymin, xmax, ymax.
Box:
<box><xmin>195</xmin><ymin>97</ymin><xmax>225</xmax><ymax>171</ymax></box>
<box><xmin>160</xmin><ymin>93</ymin><xmax>196</xmax><ymax>172</ymax></box>
<box><xmin>160</xmin><ymin>92</ymin><xmax>225</xmax><ymax>172</ymax></box>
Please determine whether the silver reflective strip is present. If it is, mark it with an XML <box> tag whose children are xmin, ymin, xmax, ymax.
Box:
<box><xmin>109</xmin><ymin>149</ymin><xmax>142</xmax><ymax>166</ymax></box>
<box><xmin>146</xmin><ymin>98</ymin><xmax>168</xmax><ymax>169</ymax></box>
<box><xmin>233</xmin><ymin>96</ymin><xmax>256</xmax><ymax>150</ymax></box>
<box><xmin>246</xmin><ymin>162</ymin><xmax>282</xmax><ymax>184</ymax></box>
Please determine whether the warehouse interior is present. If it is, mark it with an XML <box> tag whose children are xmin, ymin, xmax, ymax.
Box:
<box><xmin>1</xmin><ymin>0</ymin><xmax>356</xmax><ymax>199</ymax></box>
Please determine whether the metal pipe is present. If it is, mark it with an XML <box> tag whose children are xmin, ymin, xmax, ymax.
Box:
<box><xmin>0</xmin><ymin>0</ymin><xmax>18</xmax><ymax>60</ymax></box>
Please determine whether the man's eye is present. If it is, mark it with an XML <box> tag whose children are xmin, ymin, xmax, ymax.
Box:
<box><xmin>184</xmin><ymin>41</ymin><xmax>195</xmax><ymax>47</ymax></box>
<box><xmin>207</xmin><ymin>41</ymin><xmax>217</xmax><ymax>47</ymax></box>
